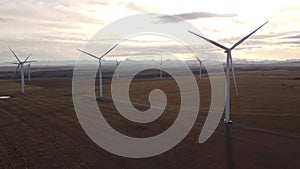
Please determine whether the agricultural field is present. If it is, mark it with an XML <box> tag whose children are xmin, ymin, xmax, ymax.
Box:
<box><xmin>0</xmin><ymin>65</ymin><xmax>299</xmax><ymax>169</ymax></box>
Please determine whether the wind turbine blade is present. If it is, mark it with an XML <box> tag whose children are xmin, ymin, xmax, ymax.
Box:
<box><xmin>9</xmin><ymin>47</ymin><xmax>21</xmax><ymax>63</ymax></box>
<box><xmin>99</xmin><ymin>41</ymin><xmax>123</xmax><ymax>59</ymax></box>
<box><xmin>24</xmin><ymin>53</ymin><xmax>32</xmax><ymax>62</ymax></box>
<box><xmin>77</xmin><ymin>49</ymin><xmax>100</xmax><ymax>60</ymax></box>
<box><xmin>6</xmin><ymin>62</ymin><xmax>19</xmax><ymax>64</ymax></box>
<box><xmin>79</xmin><ymin>39</ymin><xmax>126</xmax><ymax>60</ymax></box>
<box><xmin>11</xmin><ymin>64</ymin><xmax>21</xmax><ymax>79</ymax></box>
<box><xmin>189</xmin><ymin>31</ymin><xmax>228</xmax><ymax>50</ymax></box>
<box><xmin>230</xmin><ymin>21</ymin><xmax>268</xmax><ymax>50</ymax></box>
<box><xmin>229</xmin><ymin>55</ymin><xmax>239</xmax><ymax>96</ymax></box>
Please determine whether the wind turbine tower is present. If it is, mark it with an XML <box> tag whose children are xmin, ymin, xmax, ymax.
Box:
<box><xmin>28</xmin><ymin>63</ymin><xmax>31</xmax><ymax>81</ymax></box>
<box><xmin>27</xmin><ymin>61</ymin><xmax>37</xmax><ymax>82</ymax></box>
<box><xmin>116</xmin><ymin>60</ymin><xmax>121</xmax><ymax>79</ymax></box>
<box><xmin>159</xmin><ymin>57</ymin><xmax>162</xmax><ymax>79</ymax></box>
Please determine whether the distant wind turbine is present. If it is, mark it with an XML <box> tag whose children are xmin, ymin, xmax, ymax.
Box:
<box><xmin>189</xmin><ymin>21</ymin><xmax>268</xmax><ymax>123</ymax></box>
<box><xmin>9</xmin><ymin>48</ymin><xmax>32</xmax><ymax>94</ymax></box>
<box><xmin>27</xmin><ymin>61</ymin><xmax>37</xmax><ymax>82</ymax></box>
<box><xmin>116</xmin><ymin>60</ymin><xmax>121</xmax><ymax>79</ymax></box>
<box><xmin>159</xmin><ymin>57</ymin><xmax>163</xmax><ymax>79</ymax></box>
<box><xmin>77</xmin><ymin>42</ymin><xmax>122</xmax><ymax>100</ymax></box>
<box><xmin>27</xmin><ymin>63</ymin><xmax>31</xmax><ymax>82</ymax></box>
<box><xmin>196</xmin><ymin>57</ymin><xmax>207</xmax><ymax>79</ymax></box>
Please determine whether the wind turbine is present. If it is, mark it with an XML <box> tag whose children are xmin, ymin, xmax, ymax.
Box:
<box><xmin>116</xmin><ymin>60</ymin><xmax>121</xmax><ymax>79</ymax></box>
<box><xmin>189</xmin><ymin>21</ymin><xmax>268</xmax><ymax>123</ymax></box>
<box><xmin>196</xmin><ymin>57</ymin><xmax>207</xmax><ymax>79</ymax></box>
<box><xmin>77</xmin><ymin>42</ymin><xmax>122</xmax><ymax>100</ymax></box>
<box><xmin>26</xmin><ymin>61</ymin><xmax>37</xmax><ymax>82</ymax></box>
<box><xmin>27</xmin><ymin>63</ymin><xmax>31</xmax><ymax>82</ymax></box>
<box><xmin>159</xmin><ymin>57</ymin><xmax>163</xmax><ymax>79</ymax></box>
<box><xmin>9</xmin><ymin>48</ymin><xmax>32</xmax><ymax>94</ymax></box>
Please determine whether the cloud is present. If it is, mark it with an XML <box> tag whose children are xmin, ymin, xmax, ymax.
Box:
<box><xmin>0</xmin><ymin>0</ymin><xmax>298</xmax><ymax>62</ymax></box>
<box><xmin>121</xmin><ymin>2</ymin><xmax>149</xmax><ymax>12</ymax></box>
<box><xmin>0</xmin><ymin>0</ymin><xmax>110</xmax><ymax>62</ymax></box>
<box><xmin>231</xmin><ymin>19</ymin><xmax>246</xmax><ymax>25</ymax></box>
<box><xmin>276</xmin><ymin>41</ymin><xmax>300</xmax><ymax>46</ymax></box>
<box><xmin>0</xmin><ymin>17</ymin><xmax>8</xmax><ymax>22</ymax></box>
<box><xmin>158</xmin><ymin>12</ymin><xmax>237</xmax><ymax>23</ymax></box>
<box><xmin>86</xmin><ymin>0</ymin><xmax>110</xmax><ymax>6</ymax></box>
<box><xmin>282</xmin><ymin>34</ymin><xmax>300</xmax><ymax>39</ymax></box>
<box><xmin>246</xmin><ymin>31</ymin><xmax>300</xmax><ymax>40</ymax></box>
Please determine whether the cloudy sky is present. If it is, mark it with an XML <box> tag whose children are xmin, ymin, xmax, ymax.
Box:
<box><xmin>0</xmin><ymin>0</ymin><xmax>299</xmax><ymax>63</ymax></box>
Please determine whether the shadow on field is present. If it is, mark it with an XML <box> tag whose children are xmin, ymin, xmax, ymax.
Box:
<box><xmin>226</xmin><ymin>124</ymin><xmax>235</xmax><ymax>169</ymax></box>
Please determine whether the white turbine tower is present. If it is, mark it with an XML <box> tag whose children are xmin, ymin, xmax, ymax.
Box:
<box><xmin>26</xmin><ymin>61</ymin><xmax>37</xmax><ymax>82</ymax></box>
<box><xmin>27</xmin><ymin>63</ymin><xmax>31</xmax><ymax>82</ymax></box>
<box><xmin>159</xmin><ymin>57</ymin><xmax>163</xmax><ymax>79</ymax></box>
<box><xmin>189</xmin><ymin>21</ymin><xmax>268</xmax><ymax>123</ymax></box>
<box><xmin>116</xmin><ymin>60</ymin><xmax>121</xmax><ymax>79</ymax></box>
<box><xmin>196</xmin><ymin>57</ymin><xmax>207</xmax><ymax>79</ymax></box>
<box><xmin>77</xmin><ymin>42</ymin><xmax>121</xmax><ymax>100</ymax></box>
<box><xmin>9</xmin><ymin>48</ymin><xmax>32</xmax><ymax>94</ymax></box>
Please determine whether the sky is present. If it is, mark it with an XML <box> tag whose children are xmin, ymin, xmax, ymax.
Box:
<box><xmin>0</xmin><ymin>0</ymin><xmax>300</xmax><ymax>63</ymax></box>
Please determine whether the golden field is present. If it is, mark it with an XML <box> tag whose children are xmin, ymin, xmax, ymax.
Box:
<box><xmin>0</xmin><ymin>66</ymin><xmax>299</xmax><ymax>169</ymax></box>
